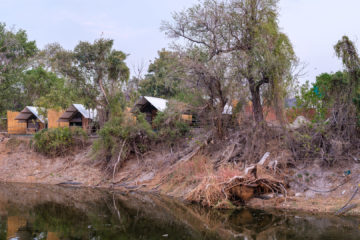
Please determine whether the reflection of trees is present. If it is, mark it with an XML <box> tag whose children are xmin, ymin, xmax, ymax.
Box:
<box><xmin>30</xmin><ymin>202</ymin><xmax>90</xmax><ymax>238</ymax></box>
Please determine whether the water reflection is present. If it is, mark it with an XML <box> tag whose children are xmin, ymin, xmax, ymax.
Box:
<box><xmin>0</xmin><ymin>183</ymin><xmax>359</xmax><ymax>239</ymax></box>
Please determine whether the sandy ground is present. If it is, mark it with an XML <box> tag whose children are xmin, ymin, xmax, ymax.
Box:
<box><xmin>1</xmin><ymin>134</ymin><xmax>360</xmax><ymax>216</ymax></box>
<box><xmin>0</xmin><ymin>136</ymin><xmax>104</xmax><ymax>186</ymax></box>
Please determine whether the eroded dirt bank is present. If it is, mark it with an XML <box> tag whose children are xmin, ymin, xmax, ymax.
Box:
<box><xmin>1</xmin><ymin>134</ymin><xmax>360</xmax><ymax>216</ymax></box>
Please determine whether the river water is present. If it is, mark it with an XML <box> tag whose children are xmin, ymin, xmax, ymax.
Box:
<box><xmin>0</xmin><ymin>183</ymin><xmax>359</xmax><ymax>240</ymax></box>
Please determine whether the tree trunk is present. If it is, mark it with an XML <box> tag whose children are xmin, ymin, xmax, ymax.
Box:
<box><xmin>249</xmin><ymin>83</ymin><xmax>264</xmax><ymax>124</ymax></box>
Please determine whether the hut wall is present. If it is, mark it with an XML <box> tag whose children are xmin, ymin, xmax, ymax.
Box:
<box><xmin>7</xmin><ymin>216</ymin><xmax>26</xmax><ymax>239</ymax></box>
<box><xmin>82</xmin><ymin>116</ymin><xmax>89</xmax><ymax>131</ymax></box>
<box><xmin>48</xmin><ymin>109</ymin><xmax>69</xmax><ymax>129</ymax></box>
<box><xmin>181</xmin><ymin>114</ymin><xmax>192</xmax><ymax>122</ymax></box>
<box><xmin>47</xmin><ymin>232</ymin><xmax>60</xmax><ymax>240</ymax></box>
<box><xmin>7</xmin><ymin>111</ymin><xmax>26</xmax><ymax>134</ymax></box>
<box><xmin>26</xmin><ymin>119</ymin><xmax>45</xmax><ymax>134</ymax></box>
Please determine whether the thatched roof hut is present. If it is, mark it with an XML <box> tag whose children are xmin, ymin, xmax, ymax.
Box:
<box><xmin>58</xmin><ymin>104</ymin><xmax>97</xmax><ymax>132</ymax></box>
<box><xmin>15</xmin><ymin>106</ymin><xmax>46</xmax><ymax>133</ymax></box>
<box><xmin>131</xmin><ymin>96</ymin><xmax>168</xmax><ymax>123</ymax></box>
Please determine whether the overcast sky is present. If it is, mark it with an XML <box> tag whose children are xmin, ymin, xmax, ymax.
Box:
<box><xmin>1</xmin><ymin>0</ymin><xmax>360</xmax><ymax>83</ymax></box>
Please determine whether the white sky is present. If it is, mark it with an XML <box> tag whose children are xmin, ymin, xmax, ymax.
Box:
<box><xmin>1</xmin><ymin>0</ymin><xmax>360</xmax><ymax>83</ymax></box>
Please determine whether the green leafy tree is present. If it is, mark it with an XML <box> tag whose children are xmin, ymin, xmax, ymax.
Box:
<box><xmin>45</xmin><ymin>39</ymin><xmax>130</xmax><ymax>124</ymax></box>
<box><xmin>21</xmin><ymin>67</ymin><xmax>75</xmax><ymax>109</ymax></box>
<box><xmin>296</xmin><ymin>72</ymin><xmax>347</xmax><ymax>122</ymax></box>
<box><xmin>139</xmin><ymin>49</ymin><xmax>184</xmax><ymax>98</ymax></box>
<box><xmin>162</xmin><ymin>0</ymin><xmax>297</xmax><ymax>125</ymax></box>
<box><xmin>0</xmin><ymin>23</ymin><xmax>37</xmax><ymax>114</ymax></box>
<box><xmin>332</xmin><ymin>36</ymin><xmax>360</xmax><ymax>138</ymax></box>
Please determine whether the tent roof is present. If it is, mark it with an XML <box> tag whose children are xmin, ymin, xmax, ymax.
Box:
<box><xmin>73</xmin><ymin>104</ymin><xmax>97</xmax><ymax>119</ymax></box>
<box><xmin>58</xmin><ymin>104</ymin><xmax>97</xmax><ymax>122</ymax></box>
<box><xmin>15</xmin><ymin>106</ymin><xmax>46</xmax><ymax>123</ymax></box>
<box><xmin>132</xmin><ymin>96</ymin><xmax>168</xmax><ymax>113</ymax></box>
<box><xmin>222</xmin><ymin>104</ymin><xmax>233</xmax><ymax>115</ymax></box>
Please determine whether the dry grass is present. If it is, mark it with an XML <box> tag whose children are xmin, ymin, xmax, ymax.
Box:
<box><xmin>162</xmin><ymin>149</ymin><xmax>287</xmax><ymax>208</ymax></box>
<box><xmin>164</xmin><ymin>155</ymin><xmax>247</xmax><ymax>207</ymax></box>
<box><xmin>185</xmin><ymin>164</ymin><xmax>246</xmax><ymax>207</ymax></box>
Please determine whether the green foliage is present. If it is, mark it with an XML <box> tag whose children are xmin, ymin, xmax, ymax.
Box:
<box><xmin>173</xmin><ymin>91</ymin><xmax>205</xmax><ymax>108</ymax></box>
<box><xmin>71</xmin><ymin>39</ymin><xmax>129</xmax><ymax>109</ymax></box>
<box><xmin>139</xmin><ymin>49</ymin><xmax>185</xmax><ymax>98</ymax></box>
<box><xmin>33</xmin><ymin>127</ymin><xmax>88</xmax><ymax>157</ymax></box>
<box><xmin>295</xmin><ymin>71</ymin><xmax>353</xmax><ymax>122</ymax></box>
<box><xmin>152</xmin><ymin>101</ymin><xmax>191</xmax><ymax>143</ymax></box>
<box><xmin>25</xmin><ymin>67</ymin><xmax>76</xmax><ymax>110</ymax></box>
<box><xmin>93</xmin><ymin>108</ymin><xmax>155</xmax><ymax>163</ymax></box>
<box><xmin>42</xmin><ymin>39</ymin><xmax>130</xmax><ymax>123</ymax></box>
<box><xmin>333</xmin><ymin>36</ymin><xmax>360</xmax><ymax>133</ymax></box>
<box><xmin>0</xmin><ymin>23</ymin><xmax>37</xmax><ymax>115</ymax></box>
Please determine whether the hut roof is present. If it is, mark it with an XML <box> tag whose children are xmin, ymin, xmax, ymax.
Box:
<box><xmin>223</xmin><ymin>104</ymin><xmax>233</xmax><ymax>115</ymax></box>
<box><xmin>15</xmin><ymin>106</ymin><xmax>46</xmax><ymax>123</ymax></box>
<box><xmin>132</xmin><ymin>96</ymin><xmax>168</xmax><ymax>113</ymax></box>
<box><xmin>58</xmin><ymin>104</ymin><xmax>97</xmax><ymax>122</ymax></box>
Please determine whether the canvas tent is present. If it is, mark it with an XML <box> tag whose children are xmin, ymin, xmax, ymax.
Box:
<box><xmin>15</xmin><ymin>106</ymin><xmax>46</xmax><ymax>133</ymax></box>
<box><xmin>58</xmin><ymin>104</ymin><xmax>97</xmax><ymax>132</ymax></box>
<box><xmin>132</xmin><ymin>96</ymin><xmax>168</xmax><ymax>123</ymax></box>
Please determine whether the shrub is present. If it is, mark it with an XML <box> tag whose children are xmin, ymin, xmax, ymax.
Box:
<box><xmin>33</xmin><ymin>127</ymin><xmax>88</xmax><ymax>157</ymax></box>
<box><xmin>152</xmin><ymin>100</ymin><xmax>191</xmax><ymax>144</ymax></box>
<box><xmin>92</xmin><ymin>109</ymin><xmax>156</xmax><ymax>173</ymax></box>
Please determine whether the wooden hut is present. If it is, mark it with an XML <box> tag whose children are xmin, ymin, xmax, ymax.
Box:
<box><xmin>58</xmin><ymin>104</ymin><xmax>97</xmax><ymax>132</ymax></box>
<box><xmin>15</xmin><ymin>106</ymin><xmax>46</xmax><ymax>134</ymax></box>
<box><xmin>7</xmin><ymin>216</ymin><xmax>27</xmax><ymax>239</ymax></box>
<box><xmin>6</xmin><ymin>111</ymin><xmax>27</xmax><ymax>134</ymax></box>
<box><xmin>131</xmin><ymin>96</ymin><xmax>168</xmax><ymax>123</ymax></box>
<box><xmin>47</xmin><ymin>109</ymin><xmax>69</xmax><ymax>129</ymax></box>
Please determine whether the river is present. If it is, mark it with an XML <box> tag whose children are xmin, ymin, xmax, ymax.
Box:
<box><xmin>0</xmin><ymin>182</ymin><xmax>359</xmax><ymax>239</ymax></box>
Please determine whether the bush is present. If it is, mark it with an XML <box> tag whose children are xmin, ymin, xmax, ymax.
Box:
<box><xmin>152</xmin><ymin>100</ymin><xmax>191</xmax><ymax>143</ymax></box>
<box><xmin>92</xmin><ymin>109</ymin><xmax>156</xmax><ymax>171</ymax></box>
<box><xmin>92</xmin><ymin>100</ymin><xmax>191</xmax><ymax>175</ymax></box>
<box><xmin>33</xmin><ymin>127</ymin><xmax>88</xmax><ymax>157</ymax></box>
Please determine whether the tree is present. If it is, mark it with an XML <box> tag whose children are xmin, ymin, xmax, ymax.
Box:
<box><xmin>21</xmin><ymin>67</ymin><xmax>73</xmax><ymax>108</ymax></box>
<box><xmin>139</xmin><ymin>49</ymin><xmax>185</xmax><ymax>98</ymax></box>
<box><xmin>46</xmin><ymin>39</ymin><xmax>130</xmax><ymax>124</ymax></box>
<box><xmin>296</xmin><ymin>72</ymin><xmax>347</xmax><ymax>122</ymax></box>
<box><xmin>0</xmin><ymin>23</ymin><xmax>37</xmax><ymax>114</ymax></box>
<box><xmin>332</xmin><ymin>36</ymin><xmax>360</xmax><ymax>139</ymax></box>
<box><xmin>179</xmin><ymin>47</ymin><xmax>237</xmax><ymax>136</ymax></box>
<box><xmin>162</xmin><ymin>0</ymin><xmax>296</xmax><ymax>125</ymax></box>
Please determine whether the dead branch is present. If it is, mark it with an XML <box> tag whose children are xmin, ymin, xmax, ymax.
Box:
<box><xmin>112</xmin><ymin>140</ymin><xmax>127</xmax><ymax>183</ymax></box>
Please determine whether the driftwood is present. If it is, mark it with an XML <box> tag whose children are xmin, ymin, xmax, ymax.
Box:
<box><xmin>57</xmin><ymin>181</ymin><xmax>82</xmax><ymax>186</ymax></box>
<box><xmin>335</xmin><ymin>187</ymin><xmax>359</xmax><ymax>215</ymax></box>
<box><xmin>186</xmin><ymin>152</ymin><xmax>287</xmax><ymax>206</ymax></box>
<box><xmin>335</xmin><ymin>204</ymin><xmax>358</xmax><ymax>216</ymax></box>
<box><xmin>214</xmin><ymin>143</ymin><xmax>236</xmax><ymax>168</ymax></box>
<box><xmin>222</xmin><ymin>152</ymin><xmax>285</xmax><ymax>203</ymax></box>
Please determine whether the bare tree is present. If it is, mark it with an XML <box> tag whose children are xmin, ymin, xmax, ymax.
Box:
<box><xmin>178</xmin><ymin>48</ymin><xmax>236</xmax><ymax>136</ymax></box>
<box><xmin>162</xmin><ymin>0</ymin><xmax>296</xmax><ymax>125</ymax></box>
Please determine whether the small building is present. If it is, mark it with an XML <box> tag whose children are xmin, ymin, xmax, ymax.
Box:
<box><xmin>15</xmin><ymin>106</ymin><xmax>46</xmax><ymax>133</ymax></box>
<box><xmin>47</xmin><ymin>109</ymin><xmax>69</xmax><ymax>129</ymax></box>
<box><xmin>132</xmin><ymin>96</ymin><xmax>168</xmax><ymax>123</ymax></box>
<box><xmin>58</xmin><ymin>104</ymin><xmax>97</xmax><ymax>132</ymax></box>
<box><xmin>7</xmin><ymin>111</ymin><xmax>27</xmax><ymax>134</ymax></box>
